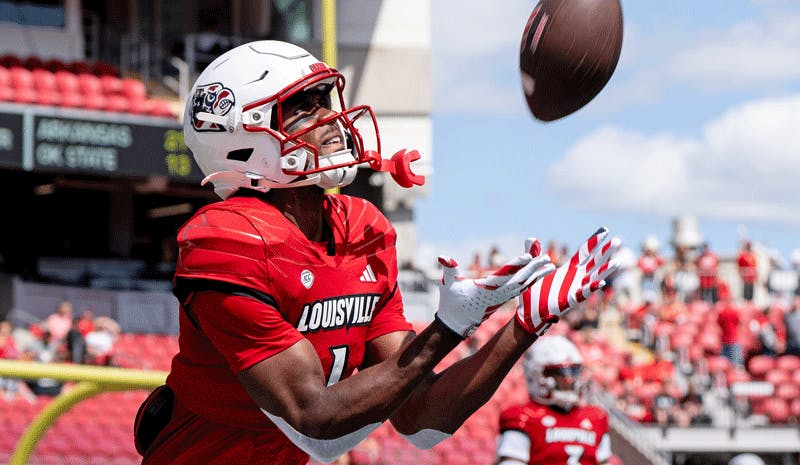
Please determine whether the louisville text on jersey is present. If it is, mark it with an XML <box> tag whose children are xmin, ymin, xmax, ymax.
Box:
<box><xmin>545</xmin><ymin>427</ymin><xmax>596</xmax><ymax>446</ymax></box>
<box><xmin>296</xmin><ymin>293</ymin><xmax>382</xmax><ymax>333</ymax></box>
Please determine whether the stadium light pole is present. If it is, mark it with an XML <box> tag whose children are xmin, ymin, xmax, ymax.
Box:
<box><xmin>321</xmin><ymin>0</ymin><xmax>340</xmax><ymax>195</ymax></box>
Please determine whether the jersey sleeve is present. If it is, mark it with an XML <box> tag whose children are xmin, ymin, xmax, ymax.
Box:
<box><xmin>499</xmin><ymin>405</ymin><xmax>529</xmax><ymax>433</ymax></box>
<box><xmin>190</xmin><ymin>291</ymin><xmax>304</xmax><ymax>373</ymax></box>
<box><xmin>366</xmin><ymin>285</ymin><xmax>413</xmax><ymax>341</ymax></box>
<box><xmin>175</xmin><ymin>206</ymin><xmax>273</xmax><ymax>295</ymax></box>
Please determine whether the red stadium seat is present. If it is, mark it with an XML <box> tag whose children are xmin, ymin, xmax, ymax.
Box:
<box><xmin>775</xmin><ymin>382</ymin><xmax>800</xmax><ymax>401</ymax></box>
<box><xmin>9</xmin><ymin>66</ymin><xmax>34</xmax><ymax>89</ymax></box>
<box><xmin>127</xmin><ymin>96</ymin><xmax>150</xmax><ymax>114</ymax></box>
<box><xmin>100</xmin><ymin>74</ymin><xmax>123</xmax><ymax>95</ymax></box>
<box><xmin>12</xmin><ymin>87</ymin><xmax>38</xmax><ymax>104</ymax></box>
<box><xmin>32</xmin><ymin>68</ymin><xmax>57</xmax><ymax>91</ymax></box>
<box><xmin>105</xmin><ymin>94</ymin><xmax>130</xmax><ymax>112</ymax></box>
<box><xmin>121</xmin><ymin>77</ymin><xmax>147</xmax><ymax>100</ymax></box>
<box><xmin>148</xmin><ymin>99</ymin><xmax>176</xmax><ymax>117</ymax></box>
<box><xmin>706</xmin><ymin>355</ymin><xmax>732</xmax><ymax>375</ymax></box>
<box><xmin>0</xmin><ymin>66</ymin><xmax>9</xmax><ymax>86</ymax></box>
<box><xmin>55</xmin><ymin>70</ymin><xmax>80</xmax><ymax>93</ymax></box>
<box><xmin>763</xmin><ymin>397</ymin><xmax>790</xmax><ymax>423</ymax></box>
<box><xmin>82</xmin><ymin>92</ymin><xmax>107</xmax><ymax>111</ymax></box>
<box><xmin>776</xmin><ymin>354</ymin><xmax>800</xmax><ymax>371</ymax></box>
<box><xmin>0</xmin><ymin>86</ymin><xmax>12</xmax><ymax>102</ymax></box>
<box><xmin>36</xmin><ymin>89</ymin><xmax>62</xmax><ymax>106</ymax></box>
<box><xmin>747</xmin><ymin>354</ymin><xmax>775</xmax><ymax>379</ymax></box>
<box><xmin>59</xmin><ymin>91</ymin><xmax>84</xmax><ymax>108</ymax></box>
<box><xmin>726</xmin><ymin>368</ymin><xmax>751</xmax><ymax>385</ymax></box>
<box><xmin>78</xmin><ymin>72</ymin><xmax>103</xmax><ymax>95</ymax></box>
<box><xmin>765</xmin><ymin>369</ymin><xmax>791</xmax><ymax>385</ymax></box>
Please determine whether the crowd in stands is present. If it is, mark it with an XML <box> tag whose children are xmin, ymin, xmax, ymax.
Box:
<box><xmin>467</xmin><ymin>234</ymin><xmax>800</xmax><ymax>429</ymax></box>
<box><xmin>0</xmin><ymin>300</ymin><xmax>121</xmax><ymax>401</ymax></box>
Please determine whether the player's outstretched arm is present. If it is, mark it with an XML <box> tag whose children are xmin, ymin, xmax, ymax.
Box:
<box><xmin>233</xmin><ymin>247</ymin><xmax>551</xmax><ymax>463</ymax></box>
<box><xmin>388</xmin><ymin>229</ymin><xmax>619</xmax><ymax>448</ymax></box>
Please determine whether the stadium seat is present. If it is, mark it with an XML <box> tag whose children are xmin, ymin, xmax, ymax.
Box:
<box><xmin>765</xmin><ymin>369</ymin><xmax>791</xmax><ymax>385</ymax></box>
<box><xmin>0</xmin><ymin>86</ymin><xmax>12</xmax><ymax>102</ymax></box>
<box><xmin>105</xmin><ymin>94</ymin><xmax>130</xmax><ymax>112</ymax></box>
<box><xmin>0</xmin><ymin>66</ymin><xmax>10</xmax><ymax>86</ymax></box>
<box><xmin>747</xmin><ymin>354</ymin><xmax>775</xmax><ymax>379</ymax></box>
<box><xmin>82</xmin><ymin>92</ymin><xmax>108</xmax><ymax>111</ymax></box>
<box><xmin>55</xmin><ymin>70</ymin><xmax>81</xmax><ymax>93</ymax></box>
<box><xmin>775</xmin><ymin>382</ymin><xmax>800</xmax><ymax>401</ymax></box>
<box><xmin>78</xmin><ymin>72</ymin><xmax>103</xmax><ymax>95</ymax></box>
<box><xmin>9</xmin><ymin>66</ymin><xmax>34</xmax><ymax>89</ymax></box>
<box><xmin>36</xmin><ymin>89</ymin><xmax>62</xmax><ymax>106</ymax></box>
<box><xmin>762</xmin><ymin>397</ymin><xmax>790</xmax><ymax>423</ymax></box>
<box><xmin>59</xmin><ymin>91</ymin><xmax>85</xmax><ymax>108</ymax></box>
<box><xmin>121</xmin><ymin>77</ymin><xmax>147</xmax><ymax>100</ymax></box>
<box><xmin>100</xmin><ymin>74</ymin><xmax>124</xmax><ymax>95</ymax></box>
<box><xmin>775</xmin><ymin>354</ymin><xmax>800</xmax><ymax>371</ymax></box>
<box><xmin>706</xmin><ymin>355</ymin><xmax>732</xmax><ymax>375</ymax></box>
<box><xmin>32</xmin><ymin>68</ymin><xmax>58</xmax><ymax>91</ymax></box>
<box><xmin>148</xmin><ymin>99</ymin><xmax>176</xmax><ymax>117</ymax></box>
<box><xmin>12</xmin><ymin>87</ymin><xmax>38</xmax><ymax>104</ymax></box>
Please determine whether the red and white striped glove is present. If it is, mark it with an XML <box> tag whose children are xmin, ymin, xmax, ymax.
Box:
<box><xmin>435</xmin><ymin>239</ymin><xmax>555</xmax><ymax>338</ymax></box>
<box><xmin>516</xmin><ymin>227</ymin><xmax>620</xmax><ymax>336</ymax></box>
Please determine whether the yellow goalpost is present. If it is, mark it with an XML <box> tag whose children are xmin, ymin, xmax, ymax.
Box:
<box><xmin>0</xmin><ymin>359</ymin><xmax>167</xmax><ymax>465</ymax></box>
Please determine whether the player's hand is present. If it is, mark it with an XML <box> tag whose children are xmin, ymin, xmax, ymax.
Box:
<box><xmin>435</xmin><ymin>239</ymin><xmax>555</xmax><ymax>338</ymax></box>
<box><xmin>516</xmin><ymin>227</ymin><xmax>620</xmax><ymax>336</ymax></box>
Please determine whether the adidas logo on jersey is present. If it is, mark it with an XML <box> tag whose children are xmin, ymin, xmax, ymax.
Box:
<box><xmin>360</xmin><ymin>264</ymin><xmax>377</xmax><ymax>282</ymax></box>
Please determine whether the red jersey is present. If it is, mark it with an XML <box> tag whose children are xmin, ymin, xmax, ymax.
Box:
<box><xmin>697</xmin><ymin>251</ymin><xmax>719</xmax><ymax>288</ymax></box>
<box><xmin>497</xmin><ymin>401</ymin><xmax>611</xmax><ymax>465</ymax></box>
<box><xmin>717</xmin><ymin>304</ymin><xmax>741</xmax><ymax>345</ymax></box>
<box><xmin>637</xmin><ymin>254</ymin><xmax>663</xmax><ymax>277</ymax></box>
<box><xmin>146</xmin><ymin>193</ymin><xmax>412</xmax><ymax>465</ymax></box>
<box><xmin>737</xmin><ymin>251</ymin><xmax>757</xmax><ymax>283</ymax></box>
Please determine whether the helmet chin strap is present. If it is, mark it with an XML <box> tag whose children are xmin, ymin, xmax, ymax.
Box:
<box><xmin>314</xmin><ymin>148</ymin><xmax>361</xmax><ymax>189</ymax></box>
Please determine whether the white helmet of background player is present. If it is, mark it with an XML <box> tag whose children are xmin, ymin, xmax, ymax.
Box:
<box><xmin>183</xmin><ymin>40</ymin><xmax>380</xmax><ymax>199</ymax></box>
<box><xmin>523</xmin><ymin>335</ymin><xmax>585</xmax><ymax>410</ymax></box>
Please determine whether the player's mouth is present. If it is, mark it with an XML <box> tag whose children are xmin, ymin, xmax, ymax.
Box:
<box><xmin>320</xmin><ymin>132</ymin><xmax>345</xmax><ymax>153</ymax></box>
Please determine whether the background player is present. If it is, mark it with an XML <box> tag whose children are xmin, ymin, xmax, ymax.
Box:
<box><xmin>495</xmin><ymin>335</ymin><xmax>612</xmax><ymax>465</ymax></box>
<box><xmin>134</xmin><ymin>40</ymin><xmax>619</xmax><ymax>465</ymax></box>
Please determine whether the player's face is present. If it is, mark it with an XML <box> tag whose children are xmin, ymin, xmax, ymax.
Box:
<box><xmin>543</xmin><ymin>365</ymin><xmax>582</xmax><ymax>391</ymax></box>
<box><xmin>280</xmin><ymin>88</ymin><xmax>345</xmax><ymax>156</ymax></box>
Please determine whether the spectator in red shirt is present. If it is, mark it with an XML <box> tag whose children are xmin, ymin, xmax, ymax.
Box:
<box><xmin>717</xmin><ymin>295</ymin><xmax>743</xmax><ymax>368</ymax></box>
<box><xmin>696</xmin><ymin>242</ymin><xmax>719</xmax><ymax>304</ymax></box>
<box><xmin>737</xmin><ymin>240</ymin><xmax>758</xmax><ymax>302</ymax></box>
<box><xmin>638</xmin><ymin>235</ymin><xmax>664</xmax><ymax>303</ymax></box>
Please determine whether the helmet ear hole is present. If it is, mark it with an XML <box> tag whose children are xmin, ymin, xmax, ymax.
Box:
<box><xmin>227</xmin><ymin>148</ymin><xmax>254</xmax><ymax>162</ymax></box>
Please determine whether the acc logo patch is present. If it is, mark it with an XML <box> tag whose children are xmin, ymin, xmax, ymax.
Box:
<box><xmin>190</xmin><ymin>82</ymin><xmax>235</xmax><ymax>132</ymax></box>
<box><xmin>301</xmin><ymin>270</ymin><xmax>315</xmax><ymax>289</ymax></box>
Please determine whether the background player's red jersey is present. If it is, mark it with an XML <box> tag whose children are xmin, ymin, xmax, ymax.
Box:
<box><xmin>497</xmin><ymin>400</ymin><xmax>611</xmax><ymax>465</ymax></box>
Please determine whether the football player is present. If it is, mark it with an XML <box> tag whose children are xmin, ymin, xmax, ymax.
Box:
<box><xmin>134</xmin><ymin>40</ymin><xmax>619</xmax><ymax>465</ymax></box>
<box><xmin>496</xmin><ymin>335</ymin><xmax>612</xmax><ymax>465</ymax></box>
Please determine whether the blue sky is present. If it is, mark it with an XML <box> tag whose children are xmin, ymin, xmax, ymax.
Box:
<box><xmin>413</xmin><ymin>0</ymin><xmax>800</xmax><ymax>273</ymax></box>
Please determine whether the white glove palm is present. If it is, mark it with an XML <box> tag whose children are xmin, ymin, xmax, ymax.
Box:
<box><xmin>517</xmin><ymin>227</ymin><xmax>620</xmax><ymax>335</ymax></box>
<box><xmin>436</xmin><ymin>239</ymin><xmax>555</xmax><ymax>338</ymax></box>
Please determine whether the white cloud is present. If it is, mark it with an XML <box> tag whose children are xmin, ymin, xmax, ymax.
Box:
<box><xmin>432</xmin><ymin>0</ymin><xmax>533</xmax><ymax>113</ymax></box>
<box><xmin>547</xmin><ymin>94</ymin><xmax>800</xmax><ymax>225</ymax></box>
<box><xmin>667</xmin><ymin>15</ymin><xmax>800</xmax><ymax>89</ymax></box>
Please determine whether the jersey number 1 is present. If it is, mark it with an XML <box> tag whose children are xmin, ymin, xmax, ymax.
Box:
<box><xmin>327</xmin><ymin>346</ymin><xmax>349</xmax><ymax>386</ymax></box>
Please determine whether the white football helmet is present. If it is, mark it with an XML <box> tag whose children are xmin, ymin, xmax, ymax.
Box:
<box><xmin>183</xmin><ymin>40</ymin><xmax>380</xmax><ymax>198</ymax></box>
<box><xmin>523</xmin><ymin>335</ymin><xmax>585</xmax><ymax>410</ymax></box>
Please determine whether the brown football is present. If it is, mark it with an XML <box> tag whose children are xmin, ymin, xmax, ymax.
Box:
<box><xmin>519</xmin><ymin>0</ymin><xmax>624</xmax><ymax>122</ymax></box>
